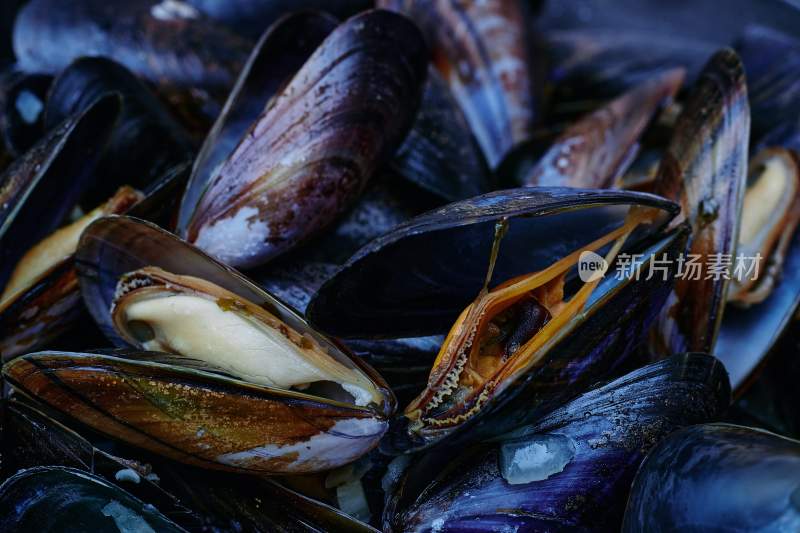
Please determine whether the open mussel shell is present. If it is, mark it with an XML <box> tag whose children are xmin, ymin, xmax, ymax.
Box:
<box><xmin>650</xmin><ymin>48</ymin><xmax>750</xmax><ymax>357</ymax></box>
<box><xmin>180</xmin><ymin>9</ymin><xmax>428</xmax><ymax>268</ymax></box>
<box><xmin>386</xmin><ymin>353</ymin><xmax>731</xmax><ymax>532</ymax></box>
<box><xmin>45</xmin><ymin>56</ymin><xmax>194</xmax><ymax>205</ymax></box>
<box><xmin>63</xmin><ymin>215</ymin><xmax>393</xmax><ymax>473</ymax></box>
<box><xmin>308</xmin><ymin>187</ymin><xmax>679</xmax><ymax>338</ymax></box>
<box><xmin>0</xmin><ymin>93</ymin><xmax>121</xmax><ymax>292</ymax></box>
<box><xmin>524</xmin><ymin>68</ymin><xmax>684</xmax><ymax>188</ymax></box>
<box><xmin>0</xmin><ymin>70</ymin><xmax>51</xmax><ymax>157</ymax></box>
<box><xmin>623</xmin><ymin>423</ymin><xmax>800</xmax><ymax>532</ymax></box>
<box><xmin>0</xmin><ymin>467</ymin><xmax>185</xmax><ymax>532</ymax></box>
<box><xmin>13</xmin><ymin>0</ymin><xmax>250</xmax><ymax>95</ymax></box>
<box><xmin>0</xmin><ymin>69</ymin><xmax>193</xmax><ymax>359</ymax></box>
<box><xmin>381</xmin><ymin>0</ymin><xmax>539</xmax><ymax>174</ymax></box>
<box><xmin>177</xmin><ymin>10</ymin><xmax>338</xmax><ymax>240</ymax></box>
<box><xmin>310</xmin><ymin>187</ymin><xmax>685</xmax><ymax>452</ymax></box>
<box><xmin>715</xmin><ymin>148</ymin><xmax>800</xmax><ymax>391</ymax></box>
<box><xmin>390</xmin><ymin>67</ymin><xmax>492</xmax><ymax>202</ymax></box>
<box><xmin>388</xmin><ymin>222</ymin><xmax>689</xmax><ymax>453</ymax></box>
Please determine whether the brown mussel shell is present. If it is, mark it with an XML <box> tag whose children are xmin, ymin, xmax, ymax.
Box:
<box><xmin>1</xmin><ymin>398</ymin><xmax>378</xmax><ymax>531</ymax></box>
<box><xmin>4</xmin><ymin>350</ymin><xmax>391</xmax><ymax>475</ymax></box>
<box><xmin>650</xmin><ymin>48</ymin><xmax>750</xmax><ymax>357</ymax></box>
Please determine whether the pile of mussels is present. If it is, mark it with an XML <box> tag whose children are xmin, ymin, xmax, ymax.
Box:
<box><xmin>2</xmin><ymin>0</ymin><xmax>800</xmax><ymax>531</ymax></box>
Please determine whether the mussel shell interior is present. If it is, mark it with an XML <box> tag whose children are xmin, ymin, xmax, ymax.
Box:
<box><xmin>0</xmin><ymin>93</ymin><xmax>121</xmax><ymax>290</ymax></box>
<box><xmin>307</xmin><ymin>187</ymin><xmax>678</xmax><ymax>338</ymax></box>
<box><xmin>717</xmin><ymin>226</ymin><xmax>800</xmax><ymax>391</ymax></box>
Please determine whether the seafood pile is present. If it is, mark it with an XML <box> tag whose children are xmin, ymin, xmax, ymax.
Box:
<box><xmin>1</xmin><ymin>0</ymin><xmax>800</xmax><ymax>531</ymax></box>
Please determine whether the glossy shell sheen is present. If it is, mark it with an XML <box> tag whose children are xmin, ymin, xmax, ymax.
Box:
<box><xmin>2</xmin><ymin>399</ymin><xmax>378</xmax><ymax>532</ymax></box>
<box><xmin>650</xmin><ymin>48</ymin><xmax>750</xmax><ymax>356</ymax></box>
<box><xmin>181</xmin><ymin>9</ymin><xmax>428</xmax><ymax>268</ymax></box>
<box><xmin>176</xmin><ymin>10</ymin><xmax>338</xmax><ymax>242</ymax></box>
<box><xmin>381</xmin><ymin>0</ymin><xmax>539</xmax><ymax>172</ymax></box>
<box><xmin>4</xmin><ymin>350</ymin><xmax>390</xmax><ymax>475</ymax></box>
<box><xmin>623</xmin><ymin>424</ymin><xmax>800</xmax><ymax>532</ymax></box>
<box><xmin>387</xmin><ymin>353</ymin><xmax>731</xmax><ymax>532</ymax></box>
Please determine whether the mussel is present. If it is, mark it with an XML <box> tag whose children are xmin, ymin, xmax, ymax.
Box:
<box><xmin>308</xmin><ymin>187</ymin><xmax>686</xmax><ymax>451</ymax></box>
<box><xmin>623</xmin><ymin>423</ymin><xmax>800</xmax><ymax>532</ymax></box>
<box><xmin>177</xmin><ymin>9</ymin><xmax>428</xmax><ymax>268</ymax></box>
<box><xmin>649</xmin><ymin>48</ymin><xmax>750</xmax><ymax>357</ymax></box>
<box><xmin>380</xmin><ymin>0</ymin><xmax>540</xmax><ymax>177</ymax></box>
<box><xmin>385</xmin><ymin>353</ymin><xmax>730</xmax><ymax>532</ymax></box>
<box><xmin>0</xmin><ymin>467</ymin><xmax>186</xmax><ymax>532</ymax></box>
<box><xmin>13</xmin><ymin>0</ymin><xmax>250</xmax><ymax>96</ymax></box>
<box><xmin>0</xmin><ymin>56</ymin><xmax>194</xmax><ymax>359</ymax></box>
<box><xmin>4</xmin><ymin>216</ymin><xmax>395</xmax><ymax>474</ymax></box>
<box><xmin>0</xmin><ymin>94</ymin><xmax>123</xmax><ymax>358</ymax></box>
<box><xmin>645</xmin><ymin>48</ymin><xmax>800</xmax><ymax>391</ymax></box>
<box><xmin>524</xmin><ymin>68</ymin><xmax>684</xmax><ymax>188</ymax></box>
<box><xmin>1</xmin><ymin>398</ymin><xmax>380</xmax><ymax>532</ymax></box>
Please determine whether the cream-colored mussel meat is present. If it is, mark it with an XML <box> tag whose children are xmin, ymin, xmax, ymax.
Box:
<box><xmin>111</xmin><ymin>266</ymin><xmax>380</xmax><ymax>407</ymax></box>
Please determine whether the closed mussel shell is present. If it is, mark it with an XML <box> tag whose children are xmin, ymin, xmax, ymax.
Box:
<box><xmin>386</xmin><ymin>353</ymin><xmax>731</xmax><ymax>532</ymax></box>
<box><xmin>524</xmin><ymin>68</ymin><xmax>684</xmax><ymax>189</ymax></box>
<box><xmin>177</xmin><ymin>10</ymin><xmax>339</xmax><ymax>240</ymax></box>
<box><xmin>381</xmin><ymin>0</ymin><xmax>540</xmax><ymax>175</ymax></box>
<box><xmin>650</xmin><ymin>48</ymin><xmax>750</xmax><ymax>357</ymax></box>
<box><xmin>180</xmin><ymin>9</ymin><xmax>428</xmax><ymax>268</ymax></box>
<box><xmin>623</xmin><ymin>423</ymin><xmax>800</xmax><ymax>532</ymax></box>
<box><xmin>0</xmin><ymin>466</ymin><xmax>185</xmax><ymax>532</ymax></box>
<box><xmin>13</xmin><ymin>0</ymin><xmax>250</xmax><ymax>95</ymax></box>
